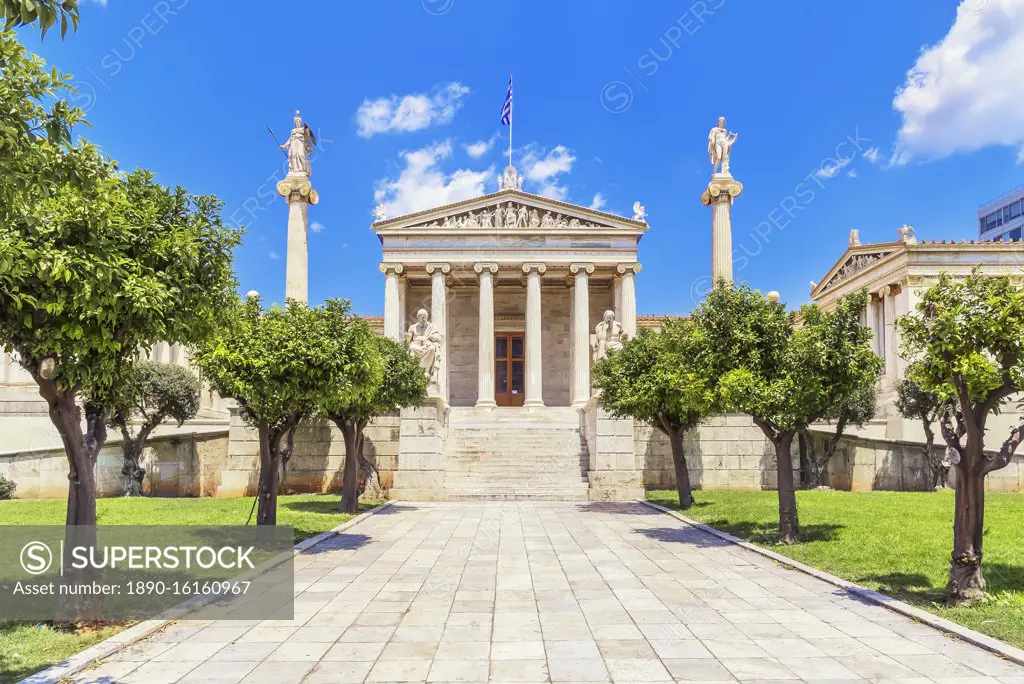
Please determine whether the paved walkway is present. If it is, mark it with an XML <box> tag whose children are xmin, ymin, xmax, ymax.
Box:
<box><xmin>73</xmin><ymin>502</ymin><xmax>1023</xmax><ymax>683</ymax></box>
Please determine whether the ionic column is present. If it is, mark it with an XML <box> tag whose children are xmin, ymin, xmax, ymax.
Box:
<box><xmin>865</xmin><ymin>292</ymin><xmax>879</xmax><ymax>357</ymax></box>
<box><xmin>380</xmin><ymin>263</ymin><xmax>404</xmax><ymax>341</ymax></box>
<box><xmin>571</xmin><ymin>263</ymin><xmax>594</xmax><ymax>406</ymax></box>
<box><xmin>475</xmin><ymin>263</ymin><xmax>498</xmax><ymax>407</ymax></box>
<box><xmin>701</xmin><ymin>176</ymin><xmax>743</xmax><ymax>287</ymax></box>
<box><xmin>881</xmin><ymin>285</ymin><xmax>897</xmax><ymax>386</ymax></box>
<box><xmin>426</xmin><ymin>263</ymin><xmax>450</xmax><ymax>402</ymax></box>
<box><xmin>275</xmin><ymin>176</ymin><xmax>319</xmax><ymax>304</ymax></box>
<box><xmin>617</xmin><ymin>263</ymin><xmax>641</xmax><ymax>338</ymax></box>
<box><xmin>523</xmin><ymin>263</ymin><xmax>547</xmax><ymax>407</ymax></box>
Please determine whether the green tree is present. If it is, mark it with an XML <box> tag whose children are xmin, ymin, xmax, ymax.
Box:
<box><xmin>895</xmin><ymin>378</ymin><xmax>953</xmax><ymax>490</ymax></box>
<box><xmin>0</xmin><ymin>169</ymin><xmax>240</xmax><ymax>525</ymax></box>
<box><xmin>592</xmin><ymin>323</ymin><xmax>716</xmax><ymax>509</ymax></box>
<box><xmin>89</xmin><ymin>360</ymin><xmax>201</xmax><ymax>496</ymax></box>
<box><xmin>897</xmin><ymin>271</ymin><xmax>1024</xmax><ymax>603</ymax></box>
<box><xmin>694</xmin><ymin>285</ymin><xmax>881</xmax><ymax>542</ymax></box>
<box><xmin>326</xmin><ymin>335</ymin><xmax>427</xmax><ymax>514</ymax></box>
<box><xmin>2</xmin><ymin>0</ymin><xmax>79</xmax><ymax>37</ymax></box>
<box><xmin>195</xmin><ymin>298</ymin><xmax>382</xmax><ymax>525</ymax></box>
<box><xmin>803</xmin><ymin>379</ymin><xmax>877</xmax><ymax>488</ymax></box>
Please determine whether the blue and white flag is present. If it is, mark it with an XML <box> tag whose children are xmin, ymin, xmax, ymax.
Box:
<box><xmin>500</xmin><ymin>77</ymin><xmax>512</xmax><ymax>125</ymax></box>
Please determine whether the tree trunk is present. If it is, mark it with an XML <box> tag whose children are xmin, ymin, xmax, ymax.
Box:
<box><xmin>922</xmin><ymin>421</ymin><xmax>947</xmax><ymax>489</ymax></box>
<box><xmin>356</xmin><ymin>425</ymin><xmax>384</xmax><ymax>500</ymax></box>
<box><xmin>775</xmin><ymin>432</ymin><xmax>799</xmax><ymax>543</ymax></box>
<box><xmin>255</xmin><ymin>423</ymin><xmax>279</xmax><ymax>526</ymax></box>
<box><xmin>797</xmin><ymin>431</ymin><xmax>812</xmax><ymax>487</ymax></box>
<box><xmin>120</xmin><ymin>424</ymin><xmax>154</xmax><ymax>497</ymax></box>
<box><xmin>338</xmin><ymin>420</ymin><xmax>360</xmax><ymax>514</ymax></box>
<box><xmin>666</xmin><ymin>427</ymin><xmax>694</xmax><ymax>509</ymax></box>
<box><xmin>37</xmin><ymin>381</ymin><xmax>102</xmax><ymax>527</ymax></box>
<box><xmin>948</xmin><ymin>454</ymin><xmax>986</xmax><ymax>604</ymax></box>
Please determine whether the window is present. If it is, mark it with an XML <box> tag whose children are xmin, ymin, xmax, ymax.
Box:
<box><xmin>984</xmin><ymin>211</ymin><xmax>1001</xmax><ymax>231</ymax></box>
<box><xmin>1010</xmin><ymin>200</ymin><xmax>1023</xmax><ymax>220</ymax></box>
<box><xmin>1010</xmin><ymin>227</ymin><xmax>1022</xmax><ymax>242</ymax></box>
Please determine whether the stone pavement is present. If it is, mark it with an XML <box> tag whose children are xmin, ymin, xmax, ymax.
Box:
<box><xmin>73</xmin><ymin>502</ymin><xmax>1024</xmax><ymax>683</ymax></box>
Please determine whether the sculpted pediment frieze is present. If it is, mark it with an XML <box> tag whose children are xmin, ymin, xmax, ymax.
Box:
<box><xmin>821</xmin><ymin>251</ymin><xmax>891</xmax><ymax>291</ymax></box>
<box><xmin>412</xmin><ymin>199</ymin><xmax>612</xmax><ymax>230</ymax></box>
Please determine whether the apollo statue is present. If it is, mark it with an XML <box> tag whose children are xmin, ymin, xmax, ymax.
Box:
<box><xmin>708</xmin><ymin>116</ymin><xmax>738</xmax><ymax>176</ymax></box>
<box><xmin>281</xmin><ymin>110</ymin><xmax>313</xmax><ymax>177</ymax></box>
<box><xmin>405</xmin><ymin>308</ymin><xmax>443</xmax><ymax>389</ymax></box>
<box><xmin>592</xmin><ymin>309</ymin><xmax>626</xmax><ymax>361</ymax></box>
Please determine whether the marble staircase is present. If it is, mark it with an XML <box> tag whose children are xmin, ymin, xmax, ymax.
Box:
<box><xmin>442</xmin><ymin>406</ymin><xmax>590</xmax><ymax>500</ymax></box>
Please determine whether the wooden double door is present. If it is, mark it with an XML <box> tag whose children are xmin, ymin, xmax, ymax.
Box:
<box><xmin>495</xmin><ymin>333</ymin><xmax>525</xmax><ymax>406</ymax></box>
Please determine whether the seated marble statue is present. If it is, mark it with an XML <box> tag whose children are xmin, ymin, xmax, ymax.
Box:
<box><xmin>405</xmin><ymin>308</ymin><xmax>443</xmax><ymax>384</ymax></box>
<box><xmin>592</xmin><ymin>309</ymin><xmax>626</xmax><ymax>361</ymax></box>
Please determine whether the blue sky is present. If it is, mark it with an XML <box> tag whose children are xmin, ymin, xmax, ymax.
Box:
<box><xmin>21</xmin><ymin>0</ymin><xmax>1024</xmax><ymax>314</ymax></box>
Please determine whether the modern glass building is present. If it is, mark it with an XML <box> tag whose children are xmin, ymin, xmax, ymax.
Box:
<box><xmin>979</xmin><ymin>184</ymin><xmax>1024</xmax><ymax>241</ymax></box>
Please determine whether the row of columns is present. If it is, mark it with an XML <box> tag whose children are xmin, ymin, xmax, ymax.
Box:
<box><xmin>865</xmin><ymin>282</ymin><xmax>914</xmax><ymax>387</ymax></box>
<box><xmin>380</xmin><ymin>262</ymin><xmax>640</xmax><ymax>407</ymax></box>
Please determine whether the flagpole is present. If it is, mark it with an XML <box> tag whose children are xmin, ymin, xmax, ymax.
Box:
<box><xmin>508</xmin><ymin>74</ymin><xmax>513</xmax><ymax>169</ymax></box>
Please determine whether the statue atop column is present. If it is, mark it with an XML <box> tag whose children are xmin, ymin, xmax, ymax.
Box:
<box><xmin>591</xmin><ymin>310</ymin><xmax>626</xmax><ymax>361</ymax></box>
<box><xmin>281</xmin><ymin>110</ymin><xmax>313</xmax><ymax>178</ymax></box>
<box><xmin>708</xmin><ymin>116</ymin><xmax>738</xmax><ymax>176</ymax></box>
<box><xmin>405</xmin><ymin>308</ymin><xmax>444</xmax><ymax>391</ymax></box>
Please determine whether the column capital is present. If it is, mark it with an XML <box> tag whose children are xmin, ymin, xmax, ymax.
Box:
<box><xmin>569</xmin><ymin>263</ymin><xmax>595</xmax><ymax>275</ymax></box>
<box><xmin>276</xmin><ymin>177</ymin><xmax>320</xmax><ymax>205</ymax></box>
<box><xmin>879</xmin><ymin>285</ymin><xmax>892</xmax><ymax>297</ymax></box>
<box><xmin>522</xmin><ymin>263</ymin><xmax>547</xmax><ymax>276</ymax></box>
<box><xmin>473</xmin><ymin>262</ymin><xmax>499</xmax><ymax>275</ymax></box>
<box><xmin>425</xmin><ymin>263</ymin><xmax>451</xmax><ymax>275</ymax></box>
<box><xmin>700</xmin><ymin>176</ymin><xmax>743</xmax><ymax>206</ymax></box>
<box><xmin>379</xmin><ymin>262</ymin><xmax>405</xmax><ymax>276</ymax></box>
<box><xmin>615</xmin><ymin>262</ymin><xmax>642</xmax><ymax>275</ymax></box>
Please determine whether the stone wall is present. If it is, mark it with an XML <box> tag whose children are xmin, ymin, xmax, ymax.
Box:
<box><xmin>0</xmin><ymin>428</ymin><xmax>228</xmax><ymax>499</ymax></box>
<box><xmin>225</xmin><ymin>409</ymin><xmax>400</xmax><ymax>498</ymax></box>
<box><xmin>635</xmin><ymin>415</ymin><xmax>1024</xmax><ymax>493</ymax></box>
<box><xmin>582</xmin><ymin>398</ymin><xmax>642</xmax><ymax>500</ymax></box>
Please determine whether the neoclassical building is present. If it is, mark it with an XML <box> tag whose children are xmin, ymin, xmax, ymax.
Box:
<box><xmin>374</xmin><ymin>167</ymin><xmax>646</xmax><ymax>410</ymax></box>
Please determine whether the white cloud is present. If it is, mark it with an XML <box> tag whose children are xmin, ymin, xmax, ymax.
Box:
<box><xmin>521</xmin><ymin>144</ymin><xmax>576</xmax><ymax>200</ymax></box>
<box><xmin>892</xmin><ymin>0</ymin><xmax>1024</xmax><ymax>164</ymax></box>
<box><xmin>311</xmin><ymin>221</ymin><xmax>325</xmax><ymax>233</ymax></box>
<box><xmin>862</xmin><ymin>147</ymin><xmax>881</xmax><ymax>164</ymax></box>
<box><xmin>589</xmin><ymin>193</ymin><xmax>607</xmax><ymax>211</ymax></box>
<box><xmin>847</xmin><ymin>169</ymin><xmax>858</xmax><ymax>178</ymax></box>
<box><xmin>373</xmin><ymin>140</ymin><xmax>493</xmax><ymax>217</ymax></box>
<box><xmin>464</xmin><ymin>136</ymin><xmax>497</xmax><ymax>159</ymax></box>
<box><xmin>815</xmin><ymin>155</ymin><xmax>853</xmax><ymax>180</ymax></box>
<box><xmin>356</xmin><ymin>83</ymin><xmax>469</xmax><ymax>138</ymax></box>
<box><xmin>269</xmin><ymin>251</ymin><xmax>280</xmax><ymax>260</ymax></box>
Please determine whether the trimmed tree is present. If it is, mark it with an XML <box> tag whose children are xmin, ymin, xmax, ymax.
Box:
<box><xmin>0</xmin><ymin>168</ymin><xmax>240</xmax><ymax>526</ymax></box>
<box><xmin>195</xmin><ymin>298</ymin><xmax>382</xmax><ymax>525</ymax></box>
<box><xmin>895</xmin><ymin>378</ymin><xmax>953</xmax><ymax>490</ymax></box>
<box><xmin>694</xmin><ymin>285</ymin><xmax>881</xmax><ymax>542</ymax></box>
<box><xmin>592</xmin><ymin>323</ymin><xmax>716</xmax><ymax>509</ymax></box>
<box><xmin>326</xmin><ymin>335</ymin><xmax>427</xmax><ymax>514</ymax></box>
<box><xmin>896</xmin><ymin>271</ymin><xmax>1024</xmax><ymax>603</ymax></box>
<box><xmin>803</xmin><ymin>379</ymin><xmax>877</xmax><ymax>488</ymax></box>
<box><xmin>89</xmin><ymin>360</ymin><xmax>201</xmax><ymax>496</ymax></box>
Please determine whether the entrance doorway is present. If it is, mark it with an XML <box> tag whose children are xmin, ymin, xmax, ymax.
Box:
<box><xmin>495</xmin><ymin>333</ymin><xmax>525</xmax><ymax>406</ymax></box>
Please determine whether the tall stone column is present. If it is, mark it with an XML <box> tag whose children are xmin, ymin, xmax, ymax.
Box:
<box><xmin>616</xmin><ymin>263</ymin><xmax>641</xmax><ymax>338</ymax></box>
<box><xmin>865</xmin><ymin>292</ymin><xmax>879</xmax><ymax>358</ymax></box>
<box><xmin>570</xmin><ymin>263</ymin><xmax>594</xmax><ymax>407</ymax></box>
<box><xmin>398</xmin><ymin>274</ymin><xmax>407</xmax><ymax>336</ymax></box>
<box><xmin>881</xmin><ymin>285</ymin><xmax>897</xmax><ymax>387</ymax></box>
<box><xmin>380</xmin><ymin>263</ymin><xmax>404</xmax><ymax>342</ymax></box>
<box><xmin>276</xmin><ymin>177</ymin><xmax>319</xmax><ymax>303</ymax></box>
<box><xmin>475</xmin><ymin>263</ymin><xmax>498</xmax><ymax>407</ymax></box>
<box><xmin>426</xmin><ymin>263</ymin><xmax>450</xmax><ymax>402</ymax></box>
<box><xmin>700</xmin><ymin>176</ymin><xmax>743</xmax><ymax>286</ymax></box>
<box><xmin>523</xmin><ymin>263</ymin><xmax>547</xmax><ymax>407</ymax></box>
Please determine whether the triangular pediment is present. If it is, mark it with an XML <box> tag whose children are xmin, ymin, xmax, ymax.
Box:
<box><xmin>812</xmin><ymin>242</ymin><xmax>905</xmax><ymax>297</ymax></box>
<box><xmin>372</xmin><ymin>188</ymin><xmax>647</xmax><ymax>233</ymax></box>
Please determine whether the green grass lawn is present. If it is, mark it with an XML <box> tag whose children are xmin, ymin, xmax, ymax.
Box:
<box><xmin>647</xmin><ymin>488</ymin><xmax>1024</xmax><ymax>648</ymax></box>
<box><xmin>0</xmin><ymin>494</ymin><xmax>380</xmax><ymax>684</ymax></box>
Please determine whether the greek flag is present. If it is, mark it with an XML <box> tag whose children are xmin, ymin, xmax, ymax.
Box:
<box><xmin>500</xmin><ymin>77</ymin><xmax>512</xmax><ymax>125</ymax></box>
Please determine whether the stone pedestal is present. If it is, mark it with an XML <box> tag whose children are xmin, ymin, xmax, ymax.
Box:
<box><xmin>581</xmin><ymin>397</ymin><xmax>642</xmax><ymax>501</ymax></box>
<box><xmin>390</xmin><ymin>397</ymin><xmax>448</xmax><ymax>501</ymax></box>
<box><xmin>700</xmin><ymin>174</ymin><xmax>743</xmax><ymax>286</ymax></box>
<box><xmin>276</xmin><ymin>174</ymin><xmax>319</xmax><ymax>304</ymax></box>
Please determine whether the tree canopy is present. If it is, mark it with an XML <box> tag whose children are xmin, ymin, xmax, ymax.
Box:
<box><xmin>2</xmin><ymin>1</ymin><xmax>79</xmax><ymax>38</ymax></box>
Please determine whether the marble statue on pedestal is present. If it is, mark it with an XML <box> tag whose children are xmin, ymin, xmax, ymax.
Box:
<box><xmin>281</xmin><ymin>110</ymin><xmax>313</xmax><ymax>177</ymax></box>
<box><xmin>405</xmin><ymin>308</ymin><xmax>443</xmax><ymax>390</ymax></box>
<box><xmin>708</xmin><ymin>116</ymin><xmax>738</xmax><ymax>176</ymax></box>
<box><xmin>591</xmin><ymin>309</ymin><xmax>626</xmax><ymax>361</ymax></box>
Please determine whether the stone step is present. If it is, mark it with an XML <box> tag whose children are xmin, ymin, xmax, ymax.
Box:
<box><xmin>445</xmin><ymin>492</ymin><xmax>590</xmax><ymax>501</ymax></box>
